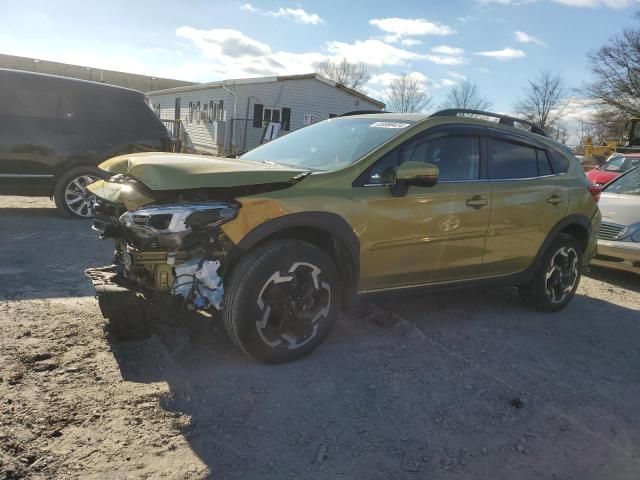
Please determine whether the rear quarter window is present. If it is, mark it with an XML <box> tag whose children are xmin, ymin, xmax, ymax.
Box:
<box><xmin>548</xmin><ymin>149</ymin><xmax>570</xmax><ymax>174</ymax></box>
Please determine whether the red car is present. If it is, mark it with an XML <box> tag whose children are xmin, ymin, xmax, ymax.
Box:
<box><xmin>587</xmin><ymin>153</ymin><xmax>640</xmax><ymax>186</ymax></box>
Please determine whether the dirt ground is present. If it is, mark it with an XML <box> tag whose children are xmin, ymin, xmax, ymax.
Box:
<box><xmin>1</xmin><ymin>196</ymin><xmax>639</xmax><ymax>480</ymax></box>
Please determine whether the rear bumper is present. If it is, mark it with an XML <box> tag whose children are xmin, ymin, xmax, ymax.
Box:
<box><xmin>591</xmin><ymin>240</ymin><xmax>640</xmax><ymax>274</ymax></box>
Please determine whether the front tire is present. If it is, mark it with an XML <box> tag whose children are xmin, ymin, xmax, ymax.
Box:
<box><xmin>53</xmin><ymin>166</ymin><xmax>102</xmax><ymax>218</ymax></box>
<box><xmin>519</xmin><ymin>233</ymin><xmax>583</xmax><ymax>312</ymax></box>
<box><xmin>223</xmin><ymin>240</ymin><xmax>340</xmax><ymax>363</ymax></box>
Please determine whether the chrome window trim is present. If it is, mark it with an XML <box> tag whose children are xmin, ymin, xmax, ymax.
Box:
<box><xmin>0</xmin><ymin>174</ymin><xmax>54</xmax><ymax>178</ymax></box>
<box><xmin>488</xmin><ymin>172</ymin><xmax>567</xmax><ymax>182</ymax></box>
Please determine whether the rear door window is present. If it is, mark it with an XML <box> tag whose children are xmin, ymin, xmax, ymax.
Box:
<box><xmin>489</xmin><ymin>138</ymin><xmax>538</xmax><ymax>179</ymax></box>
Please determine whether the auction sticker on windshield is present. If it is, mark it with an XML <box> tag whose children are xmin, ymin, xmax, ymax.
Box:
<box><xmin>369</xmin><ymin>122</ymin><xmax>411</xmax><ymax>129</ymax></box>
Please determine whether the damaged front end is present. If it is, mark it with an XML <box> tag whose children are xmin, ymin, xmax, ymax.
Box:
<box><xmin>85</xmin><ymin>152</ymin><xmax>308</xmax><ymax>318</ymax></box>
<box><xmin>88</xmin><ymin>192</ymin><xmax>238</xmax><ymax>311</ymax></box>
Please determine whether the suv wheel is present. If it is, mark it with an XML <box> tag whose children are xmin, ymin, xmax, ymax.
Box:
<box><xmin>223</xmin><ymin>240</ymin><xmax>340</xmax><ymax>363</ymax></box>
<box><xmin>518</xmin><ymin>233</ymin><xmax>583</xmax><ymax>312</ymax></box>
<box><xmin>53</xmin><ymin>166</ymin><xmax>102</xmax><ymax>218</ymax></box>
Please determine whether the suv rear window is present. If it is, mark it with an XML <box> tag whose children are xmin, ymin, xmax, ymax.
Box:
<box><xmin>489</xmin><ymin>139</ymin><xmax>538</xmax><ymax>179</ymax></box>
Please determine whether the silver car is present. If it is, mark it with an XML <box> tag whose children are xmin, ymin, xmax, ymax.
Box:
<box><xmin>592</xmin><ymin>166</ymin><xmax>640</xmax><ymax>274</ymax></box>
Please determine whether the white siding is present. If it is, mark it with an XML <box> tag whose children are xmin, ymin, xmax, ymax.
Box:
<box><xmin>149</xmin><ymin>77</ymin><xmax>383</xmax><ymax>155</ymax></box>
<box><xmin>151</xmin><ymin>88</ymin><xmax>230</xmax><ymax>154</ymax></box>
<box><xmin>233</xmin><ymin>78</ymin><xmax>382</xmax><ymax>153</ymax></box>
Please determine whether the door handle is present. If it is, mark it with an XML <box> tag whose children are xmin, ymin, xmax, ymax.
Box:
<box><xmin>547</xmin><ymin>194</ymin><xmax>564</xmax><ymax>206</ymax></box>
<box><xmin>466</xmin><ymin>195</ymin><xmax>489</xmax><ymax>209</ymax></box>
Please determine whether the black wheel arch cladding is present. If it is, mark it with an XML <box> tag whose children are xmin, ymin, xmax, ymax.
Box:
<box><xmin>228</xmin><ymin>211</ymin><xmax>360</xmax><ymax>309</ymax></box>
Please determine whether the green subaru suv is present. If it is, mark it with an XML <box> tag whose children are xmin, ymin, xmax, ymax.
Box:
<box><xmin>86</xmin><ymin>109</ymin><xmax>601</xmax><ymax>363</ymax></box>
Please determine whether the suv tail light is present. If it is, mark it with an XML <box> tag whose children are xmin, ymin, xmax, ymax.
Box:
<box><xmin>588</xmin><ymin>183</ymin><xmax>602</xmax><ymax>203</ymax></box>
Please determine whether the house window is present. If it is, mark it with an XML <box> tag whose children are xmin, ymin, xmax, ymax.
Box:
<box><xmin>188</xmin><ymin>101</ymin><xmax>193</xmax><ymax>123</ymax></box>
<box><xmin>253</xmin><ymin>104</ymin><xmax>290</xmax><ymax>129</ymax></box>
<box><xmin>253</xmin><ymin>104</ymin><xmax>264</xmax><ymax>128</ymax></box>
<box><xmin>209</xmin><ymin>100</ymin><xmax>224</xmax><ymax>122</ymax></box>
<box><xmin>195</xmin><ymin>101</ymin><xmax>201</xmax><ymax>123</ymax></box>
<box><xmin>282</xmin><ymin>107</ymin><xmax>291</xmax><ymax>131</ymax></box>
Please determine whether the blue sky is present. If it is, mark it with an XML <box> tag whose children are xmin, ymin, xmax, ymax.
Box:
<box><xmin>1</xmin><ymin>0</ymin><xmax>638</xmax><ymax>114</ymax></box>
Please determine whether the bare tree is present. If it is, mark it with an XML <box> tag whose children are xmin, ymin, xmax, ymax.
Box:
<box><xmin>317</xmin><ymin>58</ymin><xmax>371</xmax><ymax>92</ymax></box>
<box><xmin>386</xmin><ymin>73</ymin><xmax>433</xmax><ymax>113</ymax></box>
<box><xmin>514</xmin><ymin>70</ymin><xmax>567</xmax><ymax>131</ymax></box>
<box><xmin>583</xmin><ymin>106</ymin><xmax>629</xmax><ymax>144</ymax></box>
<box><xmin>440</xmin><ymin>80</ymin><xmax>493</xmax><ymax>111</ymax></box>
<box><xmin>582</xmin><ymin>27</ymin><xmax>640</xmax><ymax>117</ymax></box>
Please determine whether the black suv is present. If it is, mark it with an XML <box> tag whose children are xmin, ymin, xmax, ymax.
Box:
<box><xmin>0</xmin><ymin>69</ymin><xmax>170</xmax><ymax>217</ymax></box>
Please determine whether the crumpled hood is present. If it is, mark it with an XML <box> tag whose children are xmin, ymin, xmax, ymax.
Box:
<box><xmin>599</xmin><ymin>193</ymin><xmax>640</xmax><ymax>226</ymax></box>
<box><xmin>99</xmin><ymin>152</ymin><xmax>309</xmax><ymax>191</ymax></box>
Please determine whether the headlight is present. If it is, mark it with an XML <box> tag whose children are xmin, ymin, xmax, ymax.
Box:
<box><xmin>631</xmin><ymin>229</ymin><xmax>640</xmax><ymax>242</ymax></box>
<box><xmin>119</xmin><ymin>202</ymin><xmax>238</xmax><ymax>248</ymax></box>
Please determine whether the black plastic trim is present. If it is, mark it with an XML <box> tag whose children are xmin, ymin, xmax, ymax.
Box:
<box><xmin>230</xmin><ymin>212</ymin><xmax>361</xmax><ymax>308</ymax></box>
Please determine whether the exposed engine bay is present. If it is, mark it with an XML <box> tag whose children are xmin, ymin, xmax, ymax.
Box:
<box><xmin>92</xmin><ymin>194</ymin><xmax>237</xmax><ymax>311</ymax></box>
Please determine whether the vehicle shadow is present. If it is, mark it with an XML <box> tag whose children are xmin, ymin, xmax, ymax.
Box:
<box><xmin>0</xmin><ymin>207</ymin><xmax>112</xmax><ymax>300</ymax></box>
<box><xmin>108</xmin><ymin>285</ymin><xmax>640</xmax><ymax>480</ymax></box>
<box><xmin>585</xmin><ymin>265</ymin><xmax>639</xmax><ymax>292</ymax></box>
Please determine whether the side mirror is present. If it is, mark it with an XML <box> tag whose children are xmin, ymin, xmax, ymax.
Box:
<box><xmin>390</xmin><ymin>161</ymin><xmax>439</xmax><ymax>197</ymax></box>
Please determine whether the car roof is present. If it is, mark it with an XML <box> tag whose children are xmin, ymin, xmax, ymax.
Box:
<box><xmin>341</xmin><ymin>112</ymin><xmax>560</xmax><ymax>147</ymax></box>
<box><xmin>0</xmin><ymin>68</ymin><xmax>145</xmax><ymax>96</ymax></box>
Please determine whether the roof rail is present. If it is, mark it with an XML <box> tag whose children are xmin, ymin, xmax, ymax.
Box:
<box><xmin>429</xmin><ymin>109</ymin><xmax>548</xmax><ymax>137</ymax></box>
<box><xmin>338</xmin><ymin>110</ymin><xmax>388</xmax><ymax>117</ymax></box>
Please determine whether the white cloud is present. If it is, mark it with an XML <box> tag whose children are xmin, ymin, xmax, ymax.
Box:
<box><xmin>475</xmin><ymin>47</ymin><xmax>525</xmax><ymax>60</ymax></box>
<box><xmin>176</xmin><ymin>26</ymin><xmax>271</xmax><ymax>58</ymax></box>
<box><xmin>476</xmin><ymin>0</ymin><xmax>531</xmax><ymax>4</ymax></box>
<box><xmin>326</xmin><ymin>39</ymin><xmax>423</xmax><ymax>66</ymax></box>
<box><xmin>175</xmin><ymin>27</ymin><xmax>438</xmax><ymax>80</ymax></box>
<box><xmin>439</xmin><ymin>79</ymin><xmax>457</xmax><ymax>87</ymax></box>
<box><xmin>552</xmin><ymin>0</ymin><xmax>636</xmax><ymax>7</ymax></box>
<box><xmin>457</xmin><ymin>15</ymin><xmax>475</xmax><ymax>22</ymax></box>
<box><xmin>401</xmin><ymin>38</ymin><xmax>422</xmax><ymax>46</ymax></box>
<box><xmin>370</xmin><ymin>17</ymin><xmax>455</xmax><ymax>36</ymax></box>
<box><xmin>447</xmin><ymin>71</ymin><xmax>467</xmax><ymax>80</ymax></box>
<box><xmin>431</xmin><ymin>45</ymin><xmax>464</xmax><ymax>55</ymax></box>
<box><xmin>514</xmin><ymin>30</ymin><xmax>547</xmax><ymax>46</ymax></box>
<box><xmin>425</xmin><ymin>54</ymin><xmax>465</xmax><ymax>65</ymax></box>
<box><xmin>478</xmin><ymin>0</ymin><xmax>635</xmax><ymax>6</ymax></box>
<box><xmin>240</xmin><ymin>3</ymin><xmax>323</xmax><ymax>24</ymax></box>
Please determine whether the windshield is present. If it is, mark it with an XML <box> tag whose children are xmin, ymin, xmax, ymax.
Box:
<box><xmin>604</xmin><ymin>166</ymin><xmax>640</xmax><ymax>195</ymax></box>
<box><xmin>240</xmin><ymin>118</ymin><xmax>415</xmax><ymax>171</ymax></box>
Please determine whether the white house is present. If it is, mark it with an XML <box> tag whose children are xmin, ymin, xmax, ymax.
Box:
<box><xmin>148</xmin><ymin>73</ymin><xmax>385</xmax><ymax>156</ymax></box>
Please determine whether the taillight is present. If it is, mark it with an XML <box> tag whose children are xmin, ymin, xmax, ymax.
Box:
<box><xmin>588</xmin><ymin>183</ymin><xmax>602</xmax><ymax>203</ymax></box>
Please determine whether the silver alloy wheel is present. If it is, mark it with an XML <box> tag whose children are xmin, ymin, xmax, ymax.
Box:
<box><xmin>255</xmin><ymin>261</ymin><xmax>331</xmax><ymax>350</ymax></box>
<box><xmin>544</xmin><ymin>246</ymin><xmax>579</xmax><ymax>304</ymax></box>
<box><xmin>63</xmin><ymin>174</ymin><xmax>98</xmax><ymax>217</ymax></box>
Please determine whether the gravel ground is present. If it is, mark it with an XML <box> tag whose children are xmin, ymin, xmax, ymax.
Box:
<box><xmin>1</xmin><ymin>196</ymin><xmax>639</xmax><ymax>479</ymax></box>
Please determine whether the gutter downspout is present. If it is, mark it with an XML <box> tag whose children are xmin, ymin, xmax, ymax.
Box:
<box><xmin>222</xmin><ymin>82</ymin><xmax>238</xmax><ymax>155</ymax></box>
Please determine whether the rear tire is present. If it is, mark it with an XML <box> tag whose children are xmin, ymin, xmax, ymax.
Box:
<box><xmin>53</xmin><ymin>166</ymin><xmax>102</xmax><ymax>218</ymax></box>
<box><xmin>223</xmin><ymin>240</ymin><xmax>340</xmax><ymax>364</ymax></box>
<box><xmin>518</xmin><ymin>233</ymin><xmax>583</xmax><ymax>312</ymax></box>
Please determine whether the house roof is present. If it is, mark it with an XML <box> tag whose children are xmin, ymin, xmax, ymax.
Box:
<box><xmin>147</xmin><ymin>73</ymin><xmax>385</xmax><ymax>108</ymax></box>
